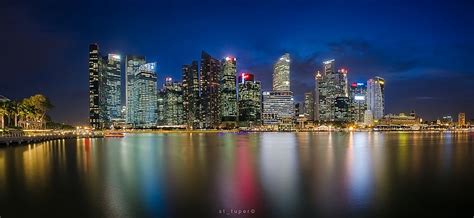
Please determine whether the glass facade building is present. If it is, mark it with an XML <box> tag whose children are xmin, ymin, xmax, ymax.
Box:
<box><xmin>334</xmin><ymin>96</ymin><xmax>350</xmax><ymax>122</ymax></box>
<box><xmin>163</xmin><ymin>77</ymin><xmax>184</xmax><ymax>126</ymax></box>
<box><xmin>238</xmin><ymin>73</ymin><xmax>261</xmax><ymax>127</ymax></box>
<box><xmin>272</xmin><ymin>53</ymin><xmax>291</xmax><ymax>91</ymax></box>
<box><xmin>219</xmin><ymin>56</ymin><xmax>238</xmax><ymax>128</ymax></box>
<box><xmin>262</xmin><ymin>91</ymin><xmax>294</xmax><ymax>130</ymax></box>
<box><xmin>367</xmin><ymin>76</ymin><xmax>385</xmax><ymax>120</ymax></box>
<box><xmin>349</xmin><ymin>82</ymin><xmax>367</xmax><ymax>123</ymax></box>
<box><xmin>316</xmin><ymin>60</ymin><xmax>348</xmax><ymax>122</ymax></box>
<box><xmin>125</xmin><ymin>55</ymin><xmax>146</xmax><ymax>124</ymax></box>
<box><xmin>200</xmin><ymin>51</ymin><xmax>221</xmax><ymax>129</ymax></box>
<box><xmin>132</xmin><ymin>63</ymin><xmax>157</xmax><ymax>128</ymax></box>
<box><xmin>105</xmin><ymin>54</ymin><xmax>122</xmax><ymax>123</ymax></box>
<box><xmin>88</xmin><ymin>43</ymin><xmax>109</xmax><ymax>129</ymax></box>
<box><xmin>182</xmin><ymin>61</ymin><xmax>200</xmax><ymax>129</ymax></box>
<box><xmin>263</xmin><ymin>53</ymin><xmax>294</xmax><ymax>129</ymax></box>
<box><xmin>303</xmin><ymin>92</ymin><xmax>314</xmax><ymax>121</ymax></box>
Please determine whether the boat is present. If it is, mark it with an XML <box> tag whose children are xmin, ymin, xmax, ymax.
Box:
<box><xmin>104</xmin><ymin>132</ymin><xmax>125</xmax><ymax>138</ymax></box>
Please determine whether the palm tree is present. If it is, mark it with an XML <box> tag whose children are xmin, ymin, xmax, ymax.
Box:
<box><xmin>4</xmin><ymin>101</ymin><xmax>15</xmax><ymax>128</ymax></box>
<box><xmin>0</xmin><ymin>101</ymin><xmax>6</xmax><ymax>129</ymax></box>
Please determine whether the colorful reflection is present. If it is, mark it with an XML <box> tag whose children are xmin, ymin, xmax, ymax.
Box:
<box><xmin>0</xmin><ymin>132</ymin><xmax>473</xmax><ymax>217</ymax></box>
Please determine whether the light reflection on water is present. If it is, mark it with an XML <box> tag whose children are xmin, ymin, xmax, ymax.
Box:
<box><xmin>0</xmin><ymin>132</ymin><xmax>473</xmax><ymax>217</ymax></box>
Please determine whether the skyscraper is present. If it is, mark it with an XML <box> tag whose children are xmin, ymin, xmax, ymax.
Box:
<box><xmin>125</xmin><ymin>55</ymin><xmax>146</xmax><ymax>124</ymax></box>
<box><xmin>133</xmin><ymin>62</ymin><xmax>157</xmax><ymax>128</ymax></box>
<box><xmin>157</xmin><ymin>89</ymin><xmax>165</xmax><ymax>126</ymax></box>
<box><xmin>88</xmin><ymin>43</ymin><xmax>105</xmax><ymax>129</ymax></box>
<box><xmin>367</xmin><ymin>76</ymin><xmax>385</xmax><ymax>120</ymax></box>
<box><xmin>458</xmin><ymin>112</ymin><xmax>466</xmax><ymax>127</ymax></box>
<box><xmin>349</xmin><ymin>82</ymin><xmax>367</xmax><ymax>123</ymax></box>
<box><xmin>238</xmin><ymin>73</ymin><xmax>261</xmax><ymax>127</ymax></box>
<box><xmin>316</xmin><ymin>60</ymin><xmax>348</xmax><ymax>122</ymax></box>
<box><xmin>182</xmin><ymin>61</ymin><xmax>200</xmax><ymax>129</ymax></box>
<box><xmin>272</xmin><ymin>53</ymin><xmax>291</xmax><ymax>91</ymax></box>
<box><xmin>303</xmin><ymin>92</ymin><xmax>314</xmax><ymax>121</ymax></box>
<box><xmin>314</xmin><ymin>71</ymin><xmax>321</xmax><ymax>120</ymax></box>
<box><xmin>262</xmin><ymin>53</ymin><xmax>294</xmax><ymax>130</ymax></box>
<box><xmin>334</xmin><ymin>96</ymin><xmax>350</xmax><ymax>122</ymax></box>
<box><xmin>163</xmin><ymin>77</ymin><xmax>184</xmax><ymax>126</ymax></box>
<box><xmin>200</xmin><ymin>51</ymin><xmax>221</xmax><ymax>129</ymax></box>
<box><xmin>105</xmin><ymin>54</ymin><xmax>122</xmax><ymax>123</ymax></box>
<box><xmin>219</xmin><ymin>56</ymin><xmax>238</xmax><ymax>128</ymax></box>
<box><xmin>262</xmin><ymin>91</ymin><xmax>294</xmax><ymax>130</ymax></box>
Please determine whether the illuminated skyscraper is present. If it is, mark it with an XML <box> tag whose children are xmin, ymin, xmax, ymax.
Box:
<box><xmin>133</xmin><ymin>62</ymin><xmax>157</xmax><ymax>128</ymax></box>
<box><xmin>219</xmin><ymin>56</ymin><xmax>238</xmax><ymax>128</ymax></box>
<box><xmin>263</xmin><ymin>53</ymin><xmax>294</xmax><ymax>130</ymax></box>
<box><xmin>316</xmin><ymin>59</ymin><xmax>348</xmax><ymax>121</ymax></box>
<box><xmin>88</xmin><ymin>43</ymin><xmax>107</xmax><ymax>129</ymax></box>
<box><xmin>200</xmin><ymin>51</ymin><xmax>221</xmax><ymax>129</ymax></box>
<box><xmin>163</xmin><ymin>77</ymin><xmax>184</xmax><ymax>126</ymax></box>
<box><xmin>458</xmin><ymin>112</ymin><xmax>466</xmax><ymax>127</ymax></box>
<box><xmin>367</xmin><ymin>76</ymin><xmax>385</xmax><ymax>120</ymax></box>
<box><xmin>88</xmin><ymin>44</ymin><xmax>101</xmax><ymax>128</ymax></box>
<box><xmin>349</xmin><ymin>82</ymin><xmax>367</xmax><ymax>123</ymax></box>
<box><xmin>314</xmin><ymin>71</ymin><xmax>321</xmax><ymax>120</ymax></box>
<box><xmin>272</xmin><ymin>53</ymin><xmax>291</xmax><ymax>91</ymax></box>
<box><xmin>105</xmin><ymin>54</ymin><xmax>122</xmax><ymax>122</ymax></box>
<box><xmin>334</xmin><ymin>96</ymin><xmax>350</xmax><ymax>122</ymax></box>
<box><xmin>303</xmin><ymin>92</ymin><xmax>314</xmax><ymax>121</ymax></box>
<box><xmin>157</xmin><ymin>89</ymin><xmax>165</xmax><ymax>126</ymax></box>
<box><xmin>238</xmin><ymin>73</ymin><xmax>261</xmax><ymax>127</ymax></box>
<box><xmin>125</xmin><ymin>55</ymin><xmax>146</xmax><ymax>124</ymax></box>
<box><xmin>182</xmin><ymin>61</ymin><xmax>200</xmax><ymax>129</ymax></box>
<box><xmin>262</xmin><ymin>91</ymin><xmax>294</xmax><ymax>130</ymax></box>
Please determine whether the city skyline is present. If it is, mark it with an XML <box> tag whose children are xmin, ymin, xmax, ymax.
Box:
<box><xmin>1</xmin><ymin>0</ymin><xmax>474</xmax><ymax>124</ymax></box>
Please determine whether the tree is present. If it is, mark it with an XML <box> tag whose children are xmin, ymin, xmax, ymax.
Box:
<box><xmin>0</xmin><ymin>101</ymin><xmax>7</xmax><ymax>129</ymax></box>
<box><xmin>0</xmin><ymin>94</ymin><xmax>54</xmax><ymax>130</ymax></box>
<box><xmin>21</xmin><ymin>94</ymin><xmax>53</xmax><ymax>129</ymax></box>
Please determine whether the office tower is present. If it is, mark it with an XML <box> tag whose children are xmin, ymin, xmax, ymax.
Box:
<box><xmin>133</xmin><ymin>62</ymin><xmax>157</xmax><ymax>128</ymax></box>
<box><xmin>163</xmin><ymin>77</ymin><xmax>184</xmax><ymax>126</ymax></box>
<box><xmin>88</xmin><ymin>44</ymin><xmax>100</xmax><ymax>128</ymax></box>
<box><xmin>338</xmin><ymin>68</ymin><xmax>349</xmax><ymax>97</ymax></box>
<box><xmin>316</xmin><ymin>60</ymin><xmax>348</xmax><ymax>122</ymax></box>
<box><xmin>125</xmin><ymin>55</ymin><xmax>146</xmax><ymax>124</ymax></box>
<box><xmin>364</xmin><ymin>110</ymin><xmax>374</xmax><ymax>126</ymax></box>
<box><xmin>182</xmin><ymin>61</ymin><xmax>200</xmax><ymax>129</ymax></box>
<box><xmin>272</xmin><ymin>53</ymin><xmax>291</xmax><ymax>91</ymax></box>
<box><xmin>238</xmin><ymin>73</ymin><xmax>261</xmax><ymax>127</ymax></box>
<box><xmin>105</xmin><ymin>54</ymin><xmax>122</xmax><ymax>123</ymax></box>
<box><xmin>157</xmin><ymin>89</ymin><xmax>165</xmax><ymax>126</ymax></box>
<box><xmin>458</xmin><ymin>112</ymin><xmax>466</xmax><ymax>127</ymax></box>
<box><xmin>295</xmin><ymin>103</ymin><xmax>301</xmax><ymax>117</ymax></box>
<box><xmin>262</xmin><ymin>91</ymin><xmax>294</xmax><ymax>130</ymax></box>
<box><xmin>334</xmin><ymin>96</ymin><xmax>350</xmax><ymax>122</ymax></box>
<box><xmin>303</xmin><ymin>92</ymin><xmax>314</xmax><ymax>121</ymax></box>
<box><xmin>200</xmin><ymin>51</ymin><xmax>221</xmax><ymax>129</ymax></box>
<box><xmin>88</xmin><ymin>43</ymin><xmax>107</xmax><ymax>129</ymax></box>
<box><xmin>219</xmin><ymin>56</ymin><xmax>238</xmax><ymax>128</ymax></box>
<box><xmin>367</xmin><ymin>76</ymin><xmax>385</xmax><ymax>120</ymax></box>
<box><xmin>262</xmin><ymin>53</ymin><xmax>294</xmax><ymax>130</ymax></box>
<box><xmin>314</xmin><ymin>71</ymin><xmax>321</xmax><ymax>120</ymax></box>
<box><xmin>349</xmin><ymin>82</ymin><xmax>367</xmax><ymax>123</ymax></box>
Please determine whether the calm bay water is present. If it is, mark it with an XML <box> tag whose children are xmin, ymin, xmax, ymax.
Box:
<box><xmin>1</xmin><ymin>132</ymin><xmax>474</xmax><ymax>217</ymax></box>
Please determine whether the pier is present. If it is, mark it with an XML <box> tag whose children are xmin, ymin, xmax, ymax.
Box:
<box><xmin>0</xmin><ymin>131</ymin><xmax>103</xmax><ymax>147</ymax></box>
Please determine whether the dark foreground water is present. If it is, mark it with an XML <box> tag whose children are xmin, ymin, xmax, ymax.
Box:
<box><xmin>1</xmin><ymin>132</ymin><xmax>474</xmax><ymax>218</ymax></box>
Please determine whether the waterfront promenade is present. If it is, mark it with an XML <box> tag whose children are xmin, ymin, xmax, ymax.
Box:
<box><xmin>0</xmin><ymin>134</ymin><xmax>78</xmax><ymax>146</ymax></box>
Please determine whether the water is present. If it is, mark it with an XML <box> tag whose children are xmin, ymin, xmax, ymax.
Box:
<box><xmin>1</xmin><ymin>132</ymin><xmax>473</xmax><ymax>217</ymax></box>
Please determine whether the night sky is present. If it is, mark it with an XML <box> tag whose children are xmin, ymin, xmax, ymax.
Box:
<box><xmin>1</xmin><ymin>0</ymin><xmax>473</xmax><ymax>125</ymax></box>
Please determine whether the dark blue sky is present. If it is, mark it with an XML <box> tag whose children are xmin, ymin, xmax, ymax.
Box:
<box><xmin>1</xmin><ymin>0</ymin><xmax>473</xmax><ymax>124</ymax></box>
